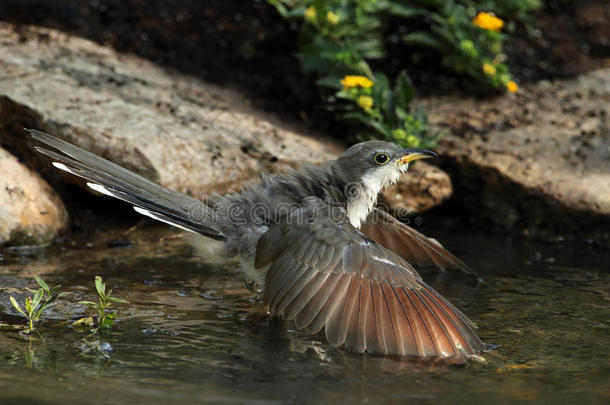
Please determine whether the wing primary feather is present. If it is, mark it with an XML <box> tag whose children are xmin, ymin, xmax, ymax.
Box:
<box><xmin>379</xmin><ymin>283</ymin><xmax>400</xmax><ymax>356</ymax></box>
<box><xmin>284</xmin><ymin>271</ymin><xmax>331</xmax><ymax>320</ymax></box>
<box><xmin>268</xmin><ymin>261</ymin><xmax>309</xmax><ymax>309</ymax></box>
<box><xmin>333</xmin><ymin>276</ymin><xmax>360</xmax><ymax>349</ymax></box>
<box><xmin>371</xmin><ymin>281</ymin><xmax>386</xmax><ymax>354</ymax></box>
<box><xmin>411</xmin><ymin>289</ymin><xmax>456</xmax><ymax>357</ymax></box>
<box><xmin>317</xmin><ymin>274</ymin><xmax>351</xmax><ymax>343</ymax></box>
<box><xmin>265</xmin><ymin>256</ymin><xmax>299</xmax><ymax>306</ymax></box>
<box><xmin>418</xmin><ymin>280</ymin><xmax>478</xmax><ymax>329</ymax></box>
<box><xmin>294</xmin><ymin>272</ymin><xmax>340</xmax><ymax>331</ymax></box>
<box><xmin>417</xmin><ymin>287</ymin><xmax>468</xmax><ymax>354</ymax></box>
<box><xmin>418</xmin><ymin>285</ymin><xmax>484</xmax><ymax>353</ymax></box>
<box><xmin>355</xmin><ymin>280</ymin><xmax>372</xmax><ymax>352</ymax></box>
<box><xmin>401</xmin><ymin>287</ymin><xmax>438</xmax><ymax>356</ymax></box>
<box><xmin>364</xmin><ymin>281</ymin><xmax>378</xmax><ymax>353</ymax></box>
<box><xmin>390</xmin><ymin>286</ymin><xmax>418</xmax><ymax>356</ymax></box>
<box><xmin>275</xmin><ymin>266</ymin><xmax>319</xmax><ymax>315</ymax></box>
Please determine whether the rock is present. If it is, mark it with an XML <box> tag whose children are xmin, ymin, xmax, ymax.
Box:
<box><xmin>0</xmin><ymin>23</ymin><xmax>343</xmax><ymax>199</ymax></box>
<box><xmin>0</xmin><ymin>147</ymin><xmax>68</xmax><ymax>245</ymax></box>
<box><xmin>0</xmin><ymin>23</ymin><xmax>450</xmax><ymax>216</ymax></box>
<box><xmin>419</xmin><ymin>69</ymin><xmax>610</xmax><ymax>241</ymax></box>
<box><xmin>380</xmin><ymin>162</ymin><xmax>452</xmax><ymax>216</ymax></box>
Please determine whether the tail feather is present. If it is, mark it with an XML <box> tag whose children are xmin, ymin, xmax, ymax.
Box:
<box><xmin>28</xmin><ymin>129</ymin><xmax>225</xmax><ymax>240</ymax></box>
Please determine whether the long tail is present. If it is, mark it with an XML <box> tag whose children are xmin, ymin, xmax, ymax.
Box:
<box><xmin>28</xmin><ymin>129</ymin><xmax>225</xmax><ymax>240</ymax></box>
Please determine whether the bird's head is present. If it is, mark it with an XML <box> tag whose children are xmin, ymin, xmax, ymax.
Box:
<box><xmin>335</xmin><ymin>140</ymin><xmax>437</xmax><ymax>196</ymax></box>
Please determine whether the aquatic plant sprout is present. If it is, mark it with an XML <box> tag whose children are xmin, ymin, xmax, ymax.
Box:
<box><xmin>10</xmin><ymin>276</ymin><xmax>68</xmax><ymax>333</ymax></box>
<box><xmin>79</xmin><ymin>276</ymin><xmax>128</xmax><ymax>332</ymax></box>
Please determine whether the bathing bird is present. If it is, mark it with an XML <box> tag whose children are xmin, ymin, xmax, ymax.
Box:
<box><xmin>29</xmin><ymin>129</ymin><xmax>484</xmax><ymax>358</ymax></box>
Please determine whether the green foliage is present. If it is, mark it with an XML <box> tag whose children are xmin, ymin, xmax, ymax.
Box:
<box><xmin>79</xmin><ymin>276</ymin><xmax>127</xmax><ymax>332</ymax></box>
<box><xmin>10</xmin><ymin>276</ymin><xmax>69</xmax><ymax>333</ymax></box>
<box><xmin>339</xmin><ymin>72</ymin><xmax>443</xmax><ymax>147</ymax></box>
<box><xmin>470</xmin><ymin>0</ymin><xmax>542</xmax><ymax>26</ymax></box>
<box><xmin>398</xmin><ymin>1</ymin><xmax>512</xmax><ymax>91</ymax></box>
<box><xmin>268</xmin><ymin>0</ymin><xmax>538</xmax><ymax>147</ymax></box>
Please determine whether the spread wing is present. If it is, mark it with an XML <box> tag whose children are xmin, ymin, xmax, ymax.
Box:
<box><xmin>360</xmin><ymin>208</ymin><xmax>475</xmax><ymax>276</ymax></box>
<box><xmin>255</xmin><ymin>199</ymin><xmax>484</xmax><ymax>357</ymax></box>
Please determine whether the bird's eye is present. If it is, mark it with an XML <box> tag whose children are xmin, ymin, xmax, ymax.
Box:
<box><xmin>374</xmin><ymin>153</ymin><xmax>389</xmax><ymax>165</ymax></box>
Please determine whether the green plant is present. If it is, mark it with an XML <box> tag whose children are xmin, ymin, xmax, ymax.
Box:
<box><xmin>268</xmin><ymin>1</ymin><xmax>537</xmax><ymax>146</ymax></box>
<box><xmin>397</xmin><ymin>1</ymin><xmax>516</xmax><ymax>91</ymax></box>
<box><xmin>9</xmin><ymin>276</ymin><xmax>68</xmax><ymax>333</ymax></box>
<box><xmin>79</xmin><ymin>276</ymin><xmax>127</xmax><ymax>332</ymax></box>
<box><xmin>270</xmin><ymin>0</ymin><xmax>440</xmax><ymax>148</ymax></box>
<box><xmin>337</xmin><ymin>71</ymin><xmax>443</xmax><ymax>147</ymax></box>
<box><xmin>468</xmin><ymin>0</ymin><xmax>542</xmax><ymax>29</ymax></box>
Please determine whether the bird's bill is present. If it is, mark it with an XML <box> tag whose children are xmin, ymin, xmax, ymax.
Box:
<box><xmin>399</xmin><ymin>149</ymin><xmax>438</xmax><ymax>164</ymax></box>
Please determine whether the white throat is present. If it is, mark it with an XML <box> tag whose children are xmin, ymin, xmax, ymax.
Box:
<box><xmin>346</xmin><ymin>162</ymin><xmax>408</xmax><ymax>228</ymax></box>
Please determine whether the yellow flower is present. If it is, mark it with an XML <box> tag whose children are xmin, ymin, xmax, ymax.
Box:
<box><xmin>482</xmin><ymin>62</ymin><xmax>496</xmax><ymax>76</ymax></box>
<box><xmin>326</xmin><ymin>11</ymin><xmax>339</xmax><ymax>25</ymax></box>
<box><xmin>472</xmin><ymin>12</ymin><xmax>504</xmax><ymax>31</ymax></box>
<box><xmin>507</xmin><ymin>80</ymin><xmax>518</xmax><ymax>93</ymax></box>
<box><xmin>357</xmin><ymin>95</ymin><xmax>374</xmax><ymax>111</ymax></box>
<box><xmin>305</xmin><ymin>6</ymin><xmax>316</xmax><ymax>21</ymax></box>
<box><xmin>340</xmin><ymin>75</ymin><xmax>374</xmax><ymax>88</ymax></box>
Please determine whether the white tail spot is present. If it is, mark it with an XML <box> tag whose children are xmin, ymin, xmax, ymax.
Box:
<box><xmin>132</xmin><ymin>206</ymin><xmax>195</xmax><ymax>233</ymax></box>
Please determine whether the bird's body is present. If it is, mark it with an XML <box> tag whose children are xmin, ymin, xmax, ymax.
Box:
<box><xmin>30</xmin><ymin>130</ymin><xmax>485</xmax><ymax>358</ymax></box>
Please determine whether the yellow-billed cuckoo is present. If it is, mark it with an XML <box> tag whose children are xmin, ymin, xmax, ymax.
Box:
<box><xmin>28</xmin><ymin>129</ymin><xmax>484</xmax><ymax>358</ymax></box>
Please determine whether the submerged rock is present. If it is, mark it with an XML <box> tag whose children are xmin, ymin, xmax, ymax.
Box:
<box><xmin>0</xmin><ymin>147</ymin><xmax>67</xmax><ymax>246</ymax></box>
<box><xmin>421</xmin><ymin>69</ymin><xmax>610</xmax><ymax>241</ymax></box>
<box><xmin>0</xmin><ymin>23</ymin><xmax>450</xmax><ymax>217</ymax></box>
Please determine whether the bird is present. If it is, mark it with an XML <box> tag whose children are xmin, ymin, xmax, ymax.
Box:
<box><xmin>28</xmin><ymin>128</ymin><xmax>485</xmax><ymax>358</ymax></box>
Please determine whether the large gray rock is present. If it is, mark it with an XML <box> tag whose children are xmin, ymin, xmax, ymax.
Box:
<box><xmin>0</xmin><ymin>147</ymin><xmax>68</xmax><ymax>245</ymax></box>
<box><xmin>0</xmin><ymin>23</ymin><xmax>451</xmax><ymax>218</ymax></box>
<box><xmin>420</xmin><ymin>69</ymin><xmax>610</xmax><ymax>241</ymax></box>
<box><xmin>0</xmin><ymin>23</ymin><xmax>343</xmax><ymax>198</ymax></box>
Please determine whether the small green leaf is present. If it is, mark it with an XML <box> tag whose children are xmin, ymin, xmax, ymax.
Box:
<box><xmin>10</xmin><ymin>296</ymin><xmax>26</xmax><ymax>317</ymax></box>
<box><xmin>108</xmin><ymin>297</ymin><xmax>128</xmax><ymax>304</ymax></box>
<box><xmin>315</xmin><ymin>76</ymin><xmax>344</xmax><ymax>89</ymax></box>
<box><xmin>25</xmin><ymin>297</ymin><xmax>33</xmax><ymax>314</ymax></box>
<box><xmin>387</xmin><ymin>3</ymin><xmax>427</xmax><ymax>18</ymax></box>
<box><xmin>32</xmin><ymin>290</ymin><xmax>43</xmax><ymax>309</ymax></box>
<box><xmin>402</xmin><ymin>32</ymin><xmax>443</xmax><ymax>49</ymax></box>
<box><xmin>95</xmin><ymin>276</ymin><xmax>105</xmax><ymax>298</ymax></box>
<box><xmin>79</xmin><ymin>301</ymin><xmax>99</xmax><ymax>310</ymax></box>
<box><xmin>395</xmin><ymin>71</ymin><xmax>414</xmax><ymax>107</ymax></box>
<box><xmin>34</xmin><ymin>276</ymin><xmax>49</xmax><ymax>292</ymax></box>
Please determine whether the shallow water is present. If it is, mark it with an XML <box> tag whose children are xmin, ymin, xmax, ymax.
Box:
<box><xmin>0</xmin><ymin>221</ymin><xmax>608</xmax><ymax>404</ymax></box>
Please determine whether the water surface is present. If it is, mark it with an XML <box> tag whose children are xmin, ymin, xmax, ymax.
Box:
<box><xmin>0</xmin><ymin>221</ymin><xmax>608</xmax><ymax>404</ymax></box>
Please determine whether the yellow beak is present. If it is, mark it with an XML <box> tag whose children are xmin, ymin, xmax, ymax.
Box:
<box><xmin>399</xmin><ymin>149</ymin><xmax>437</xmax><ymax>164</ymax></box>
